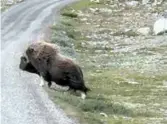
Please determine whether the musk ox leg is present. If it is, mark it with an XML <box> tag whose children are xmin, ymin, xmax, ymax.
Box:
<box><xmin>48</xmin><ymin>81</ymin><xmax>52</xmax><ymax>88</ymax></box>
<box><xmin>44</xmin><ymin>72</ymin><xmax>52</xmax><ymax>88</ymax></box>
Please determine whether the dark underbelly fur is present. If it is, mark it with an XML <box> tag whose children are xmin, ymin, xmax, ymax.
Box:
<box><xmin>43</xmin><ymin>72</ymin><xmax>90</xmax><ymax>94</ymax></box>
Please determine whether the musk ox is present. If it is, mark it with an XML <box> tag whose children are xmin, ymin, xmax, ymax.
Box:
<box><xmin>19</xmin><ymin>41</ymin><xmax>90</xmax><ymax>99</ymax></box>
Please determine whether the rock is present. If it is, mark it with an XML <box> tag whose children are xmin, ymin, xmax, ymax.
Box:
<box><xmin>142</xmin><ymin>0</ymin><xmax>150</xmax><ymax>5</ymax></box>
<box><xmin>6</xmin><ymin>0</ymin><xmax>14</xmax><ymax>5</ymax></box>
<box><xmin>17</xmin><ymin>0</ymin><xmax>24</xmax><ymax>2</ymax></box>
<box><xmin>99</xmin><ymin>8</ymin><xmax>112</xmax><ymax>13</ymax></box>
<box><xmin>142</xmin><ymin>0</ymin><xmax>163</xmax><ymax>5</ymax></box>
<box><xmin>125</xmin><ymin>1</ymin><xmax>139</xmax><ymax>7</ymax></box>
<box><xmin>100</xmin><ymin>112</ymin><xmax>108</xmax><ymax>118</ymax></box>
<box><xmin>90</xmin><ymin>0</ymin><xmax>100</xmax><ymax>3</ymax></box>
<box><xmin>77</xmin><ymin>11</ymin><xmax>84</xmax><ymax>17</ymax></box>
<box><xmin>5</xmin><ymin>0</ymin><xmax>24</xmax><ymax>5</ymax></box>
<box><xmin>137</xmin><ymin>27</ymin><xmax>151</xmax><ymax>35</ymax></box>
<box><xmin>152</xmin><ymin>0</ymin><xmax>163</xmax><ymax>6</ymax></box>
<box><xmin>124</xmin><ymin>29</ymin><xmax>137</xmax><ymax>37</ymax></box>
<box><xmin>80</xmin><ymin>18</ymin><xmax>88</xmax><ymax>21</ymax></box>
<box><xmin>153</xmin><ymin>17</ymin><xmax>167</xmax><ymax>35</ymax></box>
<box><xmin>162</xmin><ymin>10</ymin><xmax>167</xmax><ymax>18</ymax></box>
<box><xmin>127</xmin><ymin>80</ymin><xmax>139</xmax><ymax>84</ymax></box>
<box><xmin>163</xmin><ymin>80</ymin><xmax>167</xmax><ymax>87</ymax></box>
<box><xmin>89</xmin><ymin>8</ymin><xmax>99</xmax><ymax>13</ymax></box>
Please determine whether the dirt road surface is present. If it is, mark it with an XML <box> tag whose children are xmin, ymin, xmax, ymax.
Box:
<box><xmin>1</xmin><ymin>0</ymin><xmax>78</xmax><ymax>124</ymax></box>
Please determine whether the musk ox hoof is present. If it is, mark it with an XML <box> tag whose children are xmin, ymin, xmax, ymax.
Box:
<box><xmin>39</xmin><ymin>77</ymin><xmax>45</xmax><ymax>87</ymax></box>
<box><xmin>81</xmin><ymin>92</ymin><xmax>86</xmax><ymax>99</ymax></box>
<box><xmin>39</xmin><ymin>82</ymin><xmax>44</xmax><ymax>87</ymax></box>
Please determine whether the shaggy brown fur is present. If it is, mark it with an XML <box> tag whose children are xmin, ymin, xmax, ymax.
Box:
<box><xmin>20</xmin><ymin>41</ymin><xmax>90</xmax><ymax>97</ymax></box>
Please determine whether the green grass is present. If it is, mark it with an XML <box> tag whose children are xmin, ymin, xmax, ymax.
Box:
<box><xmin>1</xmin><ymin>0</ymin><xmax>18</xmax><ymax>12</ymax></box>
<box><xmin>47</xmin><ymin>0</ymin><xmax>167</xmax><ymax>124</ymax></box>
<box><xmin>46</xmin><ymin>61</ymin><xmax>166</xmax><ymax>123</ymax></box>
<box><xmin>62</xmin><ymin>0</ymin><xmax>103</xmax><ymax>11</ymax></box>
<box><xmin>49</xmin><ymin>19</ymin><xmax>167</xmax><ymax>122</ymax></box>
<box><xmin>1</xmin><ymin>5</ymin><xmax>10</xmax><ymax>12</ymax></box>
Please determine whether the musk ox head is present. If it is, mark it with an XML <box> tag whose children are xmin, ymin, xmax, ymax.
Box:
<box><xmin>19</xmin><ymin>55</ymin><xmax>39</xmax><ymax>75</ymax></box>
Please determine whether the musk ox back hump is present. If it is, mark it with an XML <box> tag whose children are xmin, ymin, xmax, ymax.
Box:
<box><xmin>25</xmin><ymin>41</ymin><xmax>60</xmax><ymax>72</ymax></box>
<box><xmin>26</xmin><ymin>41</ymin><xmax>59</xmax><ymax>59</ymax></box>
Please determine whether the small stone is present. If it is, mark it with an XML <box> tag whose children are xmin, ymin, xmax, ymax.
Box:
<box><xmin>142</xmin><ymin>0</ymin><xmax>150</xmax><ymax>5</ymax></box>
<box><xmin>6</xmin><ymin>0</ymin><xmax>14</xmax><ymax>5</ymax></box>
<box><xmin>80</xmin><ymin>18</ymin><xmax>87</xmax><ymax>21</ymax></box>
<box><xmin>137</xmin><ymin>27</ymin><xmax>151</xmax><ymax>35</ymax></box>
<box><xmin>126</xmin><ymin>1</ymin><xmax>139</xmax><ymax>7</ymax></box>
<box><xmin>89</xmin><ymin>8</ymin><xmax>99</xmax><ymax>13</ymax></box>
<box><xmin>162</xmin><ymin>10</ymin><xmax>167</xmax><ymax>18</ymax></box>
<box><xmin>152</xmin><ymin>0</ymin><xmax>163</xmax><ymax>6</ymax></box>
<box><xmin>127</xmin><ymin>80</ymin><xmax>139</xmax><ymax>84</ymax></box>
<box><xmin>17</xmin><ymin>0</ymin><xmax>24</xmax><ymax>3</ymax></box>
<box><xmin>100</xmin><ymin>112</ymin><xmax>108</xmax><ymax>118</ymax></box>
<box><xmin>163</xmin><ymin>80</ymin><xmax>167</xmax><ymax>87</ymax></box>
<box><xmin>90</xmin><ymin>0</ymin><xmax>100</xmax><ymax>3</ymax></box>
<box><xmin>77</xmin><ymin>11</ymin><xmax>84</xmax><ymax>17</ymax></box>
<box><xmin>99</xmin><ymin>8</ymin><xmax>112</xmax><ymax>13</ymax></box>
<box><xmin>124</xmin><ymin>29</ymin><xmax>139</xmax><ymax>37</ymax></box>
<box><xmin>81</xmin><ymin>42</ymin><xmax>86</xmax><ymax>47</ymax></box>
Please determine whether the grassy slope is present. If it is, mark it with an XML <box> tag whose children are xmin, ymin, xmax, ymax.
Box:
<box><xmin>1</xmin><ymin>0</ymin><xmax>16</xmax><ymax>12</ymax></box>
<box><xmin>46</xmin><ymin>0</ymin><xmax>167</xmax><ymax>124</ymax></box>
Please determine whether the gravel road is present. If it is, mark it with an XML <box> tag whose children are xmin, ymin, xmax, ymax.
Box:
<box><xmin>1</xmin><ymin>0</ymin><xmax>78</xmax><ymax>124</ymax></box>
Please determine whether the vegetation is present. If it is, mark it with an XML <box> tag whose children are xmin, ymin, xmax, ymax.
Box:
<box><xmin>1</xmin><ymin>0</ymin><xmax>17</xmax><ymax>12</ymax></box>
<box><xmin>47</xmin><ymin>0</ymin><xmax>167</xmax><ymax>124</ymax></box>
<box><xmin>61</xmin><ymin>12</ymin><xmax>78</xmax><ymax>18</ymax></box>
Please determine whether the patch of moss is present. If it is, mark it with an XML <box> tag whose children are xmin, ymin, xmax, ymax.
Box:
<box><xmin>61</xmin><ymin>11</ymin><xmax>78</xmax><ymax>18</ymax></box>
<box><xmin>62</xmin><ymin>0</ymin><xmax>103</xmax><ymax>11</ymax></box>
<box><xmin>1</xmin><ymin>6</ymin><xmax>10</xmax><ymax>12</ymax></box>
<box><xmin>113</xmin><ymin>30</ymin><xmax>139</xmax><ymax>37</ymax></box>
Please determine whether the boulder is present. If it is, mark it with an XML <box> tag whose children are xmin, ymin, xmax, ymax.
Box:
<box><xmin>153</xmin><ymin>17</ymin><xmax>167</xmax><ymax>35</ymax></box>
